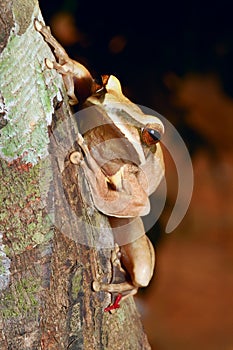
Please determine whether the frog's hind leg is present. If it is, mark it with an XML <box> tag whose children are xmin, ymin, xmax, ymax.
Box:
<box><xmin>92</xmin><ymin>243</ymin><xmax>138</xmax><ymax>306</ymax></box>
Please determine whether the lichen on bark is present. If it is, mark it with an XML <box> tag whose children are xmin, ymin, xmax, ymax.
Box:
<box><xmin>0</xmin><ymin>4</ymin><xmax>64</xmax><ymax>164</ymax></box>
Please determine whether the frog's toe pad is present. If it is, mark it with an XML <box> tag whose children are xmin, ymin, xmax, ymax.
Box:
<box><xmin>70</xmin><ymin>151</ymin><xmax>82</xmax><ymax>165</ymax></box>
<box><xmin>92</xmin><ymin>280</ymin><xmax>101</xmax><ymax>292</ymax></box>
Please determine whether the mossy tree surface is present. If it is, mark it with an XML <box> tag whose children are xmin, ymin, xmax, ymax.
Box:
<box><xmin>0</xmin><ymin>1</ymin><xmax>151</xmax><ymax>349</ymax></box>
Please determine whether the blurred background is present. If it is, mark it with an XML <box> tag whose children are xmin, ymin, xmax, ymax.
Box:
<box><xmin>39</xmin><ymin>1</ymin><xmax>233</xmax><ymax>349</ymax></box>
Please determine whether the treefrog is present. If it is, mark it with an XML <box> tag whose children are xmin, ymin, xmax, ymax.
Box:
<box><xmin>35</xmin><ymin>19</ymin><xmax>165</xmax><ymax>309</ymax></box>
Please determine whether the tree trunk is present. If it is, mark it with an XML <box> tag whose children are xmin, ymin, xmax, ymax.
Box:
<box><xmin>0</xmin><ymin>1</ymin><xmax>151</xmax><ymax>349</ymax></box>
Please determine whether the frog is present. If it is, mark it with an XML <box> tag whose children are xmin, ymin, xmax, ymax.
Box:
<box><xmin>35</xmin><ymin>19</ymin><xmax>165</xmax><ymax>311</ymax></box>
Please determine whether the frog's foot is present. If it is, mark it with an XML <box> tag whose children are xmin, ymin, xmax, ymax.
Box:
<box><xmin>92</xmin><ymin>279</ymin><xmax>138</xmax><ymax>313</ymax></box>
<box><xmin>45</xmin><ymin>58</ymin><xmax>70</xmax><ymax>76</ymax></box>
<box><xmin>92</xmin><ymin>243</ymin><xmax>138</xmax><ymax>312</ymax></box>
<box><xmin>44</xmin><ymin>58</ymin><xmax>54</xmax><ymax>70</ymax></box>
<box><xmin>69</xmin><ymin>132</ymin><xmax>91</xmax><ymax>165</ymax></box>
<box><xmin>92</xmin><ymin>243</ymin><xmax>138</xmax><ymax>296</ymax></box>
<box><xmin>69</xmin><ymin>150</ymin><xmax>82</xmax><ymax>165</ymax></box>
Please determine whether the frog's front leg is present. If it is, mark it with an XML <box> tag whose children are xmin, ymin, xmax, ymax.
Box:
<box><xmin>34</xmin><ymin>19</ymin><xmax>95</xmax><ymax>104</ymax></box>
<box><xmin>69</xmin><ymin>141</ymin><xmax>112</xmax><ymax>204</ymax></box>
<box><xmin>70</xmin><ymin>142</ymin><xmax>149</xmax><ymax>218</ymax></box>
<box><xmin>34</xmin><ymin>19</ymin><xmax>70</xmax><ymax>64</ymax></box>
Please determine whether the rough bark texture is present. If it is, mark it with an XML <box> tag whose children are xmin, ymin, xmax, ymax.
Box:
<box><xmin>0</xmin><ymin>1</ymin><xmax>151</xmax><ymax>349</ymax></box>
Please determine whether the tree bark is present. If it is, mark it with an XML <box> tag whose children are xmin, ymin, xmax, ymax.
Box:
<box><xmin>0</xmin><ymin>1</ymin><xmax>151</xmax><ymax>349</ymax></box>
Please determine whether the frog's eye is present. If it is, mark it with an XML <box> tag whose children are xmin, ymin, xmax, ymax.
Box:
<box><xmin>141</xmin><ymin>124</ymin><xmax>163</xmax><ymax>146</ymax></box>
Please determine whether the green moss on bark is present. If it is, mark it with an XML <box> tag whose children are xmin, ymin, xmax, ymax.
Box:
<box><xmin>0</xmin><ymin>160</ymin><xmax>53</xmax><ymax>256</ymax></box>
<box><xmin>1</xmin><ymin>277</ymin><xmax>40</xmax><ymax>319</ymax></box>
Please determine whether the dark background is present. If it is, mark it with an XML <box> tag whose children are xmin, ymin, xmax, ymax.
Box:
<box><xmin>40</xmin><ymin>0</ymin><xmax>233</xmax><ymax>99</ymax></box>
